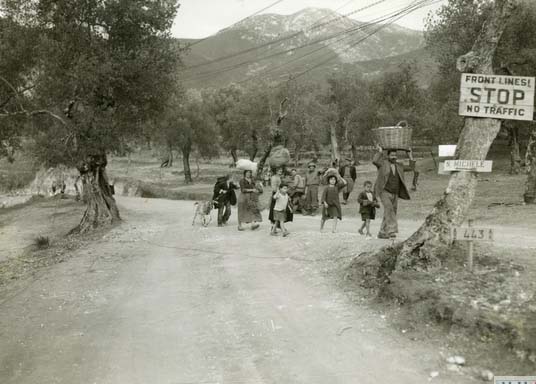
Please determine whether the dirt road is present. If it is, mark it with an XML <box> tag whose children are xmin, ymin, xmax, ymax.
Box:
<box><xmin>0</xmin><ymin>197</ymin><xmax>496</xmax><ymax>383</ymax></box>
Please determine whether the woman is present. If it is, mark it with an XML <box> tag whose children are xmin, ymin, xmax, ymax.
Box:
<box><xmin>237</xmin><ymin>170</ymin><xmax>262</xmax><ymax>231</ymax></box>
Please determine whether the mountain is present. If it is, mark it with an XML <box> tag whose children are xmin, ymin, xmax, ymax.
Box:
<box><xmin>180</xmin><ymin>8</ymin><xmax>429</xmax><ymax>89</ymax></box>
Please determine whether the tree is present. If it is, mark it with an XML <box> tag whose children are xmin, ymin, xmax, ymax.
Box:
<box><xmin>157</xmin><ymin>90</ymin><xmax>218</xmax><ymax>183</ymax></box>
<box><xmin>353</xmin><ymin>0</ymin><xmax>515</xmax><ymax>284</ymax></box>
<box><xmin>0</xmin><ymin>0</ymin><xmax>181</xmax><ymax>232</ymax></box>
<box><xmin>283</xmin><ymin>81</ymin><xmax>322</xmax><ymax>166</ymax></box>
<box><xmin>205</xmin><ymin>85</ymin><xmax>243</xmax><ymax>163</ymax></box>
<box><xmin>0</xmin><ymin>15</ymin><xmax>42</xmax><ymax>163</ymax></box>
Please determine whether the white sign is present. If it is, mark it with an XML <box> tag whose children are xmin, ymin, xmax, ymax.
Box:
<box><xmin>444</xmin><ymin>160</ymin><xmax>493</xmax><ymax>172</ymax></box>
<box><xmin>495</xmin><ymin>377</ymin><xmax>536</xmax><ymax>384</ymax></box>
<box><xmin>451</xmin><ymin>227</ymin><xmax>494</xmax><ymax>242</ymax></box>
<box><xmin>459</xmin><ymin>73</ymin><xmax>535</xmax><ymax>121</ymax></box>
<box><xmin>439</xmin><ymin>145</ymin><xmax>457</xmax><ymax>157</ymax></box>
<box><xmin>438</xmin><ymin>162</ymin><xmax>450</xmax><ymax>175</ymax></box>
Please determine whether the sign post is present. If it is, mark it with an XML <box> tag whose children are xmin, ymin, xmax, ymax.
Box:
<box><xmin>459</xmin><ymin>73</ymin><xmax>535</xmax><ymax>121</ymax></box>
<box><xmin>467</xmin><ymin>220</ymin><xmax>474</xmax><ymax>272</ymax></box>
<box><xmin>450</xmin><ymin>220</ymin><xmax>494</xmax><ymax>271</ymax></box>
<box><xmin>444</xmin><ymin>160</ymin><xmax>493</xmax><ymax>173</ymax></box>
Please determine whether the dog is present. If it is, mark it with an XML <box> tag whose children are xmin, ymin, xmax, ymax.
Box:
<box><xmin>192</xmin><ymin>201</ymin><xmax>215</xmax><ymax>227</ymax></box>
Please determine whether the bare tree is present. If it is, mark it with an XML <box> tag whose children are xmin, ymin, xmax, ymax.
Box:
<box><xmin>257</xmin><ymin>98</ymin><xmax>288</xmax><ymax>175</ymax></box>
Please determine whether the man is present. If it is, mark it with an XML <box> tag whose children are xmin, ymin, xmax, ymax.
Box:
<box><xmin>373</xmin><ymin>145</ymin><xmax>410</xmax><ymax>239</ymax></box>
<box><xmin>289</xmin><ymin>168</ymin><xmax>305</xmax><ymax>213</ymax></box>
<box><xmin>339</xmin><ymin>158</ymin><xmax>357</xmax><ymax>204</ymax></box>
<box><xmin>213</xmin><ymin>174</ymin><xmax>239</xmax><ymax>227</ymax></box>
<box><xmin>304</xmin><ymin>162</ymin><xmax>320</xmax><ymax>215</ymax></box>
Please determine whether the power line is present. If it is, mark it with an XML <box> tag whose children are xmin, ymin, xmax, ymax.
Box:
<box><xmin>183</xmin><ymin>1</ymin><xmax>407</xmax><ymax>83</ymax></box>
<box><xmin>187</xmin><ymin>0</ymin><xmax>287</xmax><ymax>48</ymax></box>
<box><xmin>208</xmin><ymin>0</ymin><xmax>431</xmax><ymax>86</ymax></box>
<box><xmin>238</xmin><ymin>1</ymin><xmax>426</xmax><ymax>84</ymax></box>
<box><xmin>231</xmin><ymin>0</ymin><xmax>436</xmax><ymax>88</ymax></box>
<box><xmin>181</xmin><ymin>0</ymin><xmax>387</xmax><ymax>72</ymax></box>
<box><xmin>183</xmin><ymin>12</ymin><xmax>392</xmax><ymax>83</ymax></box>
<box><xmin>290</xmin><ymin>0</ymin><xmax>442</xmax><ymax>83</ymax></box>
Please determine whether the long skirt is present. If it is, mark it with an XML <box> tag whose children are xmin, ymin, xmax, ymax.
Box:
<box><xmin>322</xmin><ymin>204</ymin><xmax>342</xmax><ymax>220</ymax></box>
<box><xmin>237</xmin><ymin>192</ymin><xmax>262</xmax><ymax>224</ymax></box>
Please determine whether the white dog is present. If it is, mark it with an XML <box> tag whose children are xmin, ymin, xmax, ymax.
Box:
<box><xmin>192</xmin><ymin>201</ymin><xmax>214</xmax><ymax>227</ymax></box>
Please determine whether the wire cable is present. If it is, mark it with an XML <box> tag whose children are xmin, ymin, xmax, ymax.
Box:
<box><xmin>181</xmin><ymin>0</ymin><xmax>387</xmax><ymax>72</ymax></box>
<box><xmin>183</xmin><ymin>1</ymin><xmax>409</xmax><ymax>83</ymax></box>
<box><xmin>239</xmin><ymin>0</ymin><xmax>439</xmax><ymax>86</ymax></box>
<box><xmin>290</xmin><ymin>0</ymin><xmax>442</xmax><ymax>83</ymax></box>
<box><xmin>192</xmin><ymin>0</ymin><xmax>429</xmax><ymax>86</ymax></box>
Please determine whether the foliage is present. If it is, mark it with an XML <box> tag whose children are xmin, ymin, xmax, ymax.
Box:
<box><xmin>424</xmin><ymin>0</ymin><xmax>536</xmax><ymax>144</ymax></box>
<box><xmin>0</xmin><ymin>0</ymin><xmax>182</xmax><ymax>168</ymax></box>
<box><xmin>157</xmin><ymin>89</ymin><xmax>219</xmax><ymax>159</ymax></box>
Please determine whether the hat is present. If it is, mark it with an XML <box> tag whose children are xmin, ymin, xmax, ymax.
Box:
<box><xmin>307</xmin><ymin>162</ymin><xmax>316</xmax><ymax>168</ymax></box>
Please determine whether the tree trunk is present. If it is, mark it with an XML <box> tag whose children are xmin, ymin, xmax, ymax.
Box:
<box><xmin>257</xmin><ymin>144</ymin><xmax>273</xmax><ymax>179</ymax></box>
<box><xmin>249</xmin><ymin>131</ymin><xmax>258</xmax><ymax>161</ymax></box>
<box><xmin>249</xmin><ymin>148</ymin><xmax>258</xmax><ymax>162</ymax></box>
<box><xmin>71</xmin><ymin>154</ymin><xmax>120</xmax><ymax>234</ymax></box>
<box><xmin>168</xmin><ymin>144</ymin><xmax>174</xmax><ymax>167</ymax></box>
<box><xmin>182</xmin><ymin>146</ymin><xmax>193</xmax><ymax>183</ymax></box>
<box><xmin>524</xmin><ymin>128</ymin><xmax>536</xmax><ymax>203</ymax></box>
<box><xmin>330</xmin><ymin>123</ymin><xmax>340</xmax><ymax>165</ymax></box>
<box><xmin>509</xmin><ymin>125</ymin><xmax>521</xmax><ymax>174</ymax></box>
<box><xmin>230</xmin><ymin>148</ymin><xmax>238</xmax><ymax>164</ymax></box>
<box><xmin>351</xmin><ymin>143</ymin><xmax>359</xmax><ymax>163</ymax></box>
<box><xmin>351</xmin><ymin>0</ymin><xmax>514</xmax><ymax>285</ymax></box>
<box><xmin>294</xmin><ymin>144</ymin><xmax>301</xmax><ymax>167</ymax></box>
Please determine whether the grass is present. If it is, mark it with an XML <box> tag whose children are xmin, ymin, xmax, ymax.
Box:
<box><xmin>33</xmin><ymin>235</ymin><xmax>50</xmax><ymax>249</ymax></box>
<box><xmin>0</xmin><ymin>154</ymin><xmax>37</xmax><ymax>193</ymax></box>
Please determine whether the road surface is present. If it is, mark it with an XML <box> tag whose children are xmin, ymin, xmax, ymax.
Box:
<box><xmin>0</xmin><ymin>197</ymin><xmax>486</xmax><ymax>383</ymax></box>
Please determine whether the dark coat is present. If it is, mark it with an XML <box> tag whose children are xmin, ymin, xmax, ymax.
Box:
<box><xmin>357</xmin><ymin>191</ymin><xmax>379</xmax><ymax>215</ymax></box>
<box><xmin>269</xmin><ymin>191</ymin><xmax>294</xmax><ymax>223</ymax></box>
<box><xmin>213</xmin><ymin>177</ymin><xmax>238</xmax><ymax>206</ymax></box>
<box><xmin>372</xmin><ymin>152</ymin><xmax>410</xmax><ymax>200</ymax></box>
<box><xmin>339</xmin><ymin>165</ymin><xmax>357</xmax><ymax>181</ymax></box>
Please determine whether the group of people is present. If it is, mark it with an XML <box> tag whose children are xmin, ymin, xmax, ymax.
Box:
<box><xmin>211</xmin><ymin>146</ymin><xmax>417</xmax><ymax>239</ymax></box>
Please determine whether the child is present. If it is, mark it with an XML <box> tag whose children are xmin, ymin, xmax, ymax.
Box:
<box><xmin>320</xmin><ymin>175</ymin><xmax>346</xmax><ymax>233</ymax></box>
<box><xmin>272</xmin><ymin>183</ymin><xmax>292</xmax><ymax>237</ymax></box>
<box><xmin>357</xmin><ymin>180</ymin><xmax>380</xmax><ymax>238</ymax></box>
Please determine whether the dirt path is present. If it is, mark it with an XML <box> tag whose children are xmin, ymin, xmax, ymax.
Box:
<box><xmin>0</xmin><ymin>197</ymin><xmax>518</xmax><ymax>383</ymax></box>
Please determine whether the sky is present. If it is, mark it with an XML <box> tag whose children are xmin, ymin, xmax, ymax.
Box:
<box><xmin>172</xmin><ymin>0</ymin><xmax>447</xmax><ymax>39</ymax></box>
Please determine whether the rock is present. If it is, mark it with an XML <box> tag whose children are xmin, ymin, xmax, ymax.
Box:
<box><xmin>446</xmin><ymin>356</ymin><xmax>466</xmax><ymax>365</ymax></box>
<box><xmin>480</xmin><ymin>370</ymin><xmax>494</xmax><ymax>381</ymax></box>
<box><xmin>447</xmin><ymin>364</ymin><xmax>461</xmax><ymax>373</ymax></box>
<box><xmin>430</xmin><ymin>371</ymin><xmax>439</xmax><ymax>378</ymax></box>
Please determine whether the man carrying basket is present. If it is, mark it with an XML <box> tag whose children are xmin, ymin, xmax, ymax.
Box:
<box><xmin>372</xmin><ymin>144</ymin><xmax>411</xmax><ymax>239</ymax></box>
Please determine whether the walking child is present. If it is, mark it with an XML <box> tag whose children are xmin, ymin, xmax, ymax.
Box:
<box><xmin>357</xmin><ymin>180</ymin><xmax>380</xmax><ymax>238</ymax></box>
<box><xmin>272</xmin><ymin>183</ymin><xmax>292</xmax><ymax>237</ymax></box>
<box><xmin>320</xmin><ymin>175</ymin><xmax>346</xmax><ymax>233</ymax></box>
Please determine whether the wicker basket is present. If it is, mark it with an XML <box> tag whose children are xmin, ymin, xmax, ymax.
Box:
<box><xmin>372</xmin><ymin>121</ymin><xmax>412</xmax><ymax>150</ymax></box>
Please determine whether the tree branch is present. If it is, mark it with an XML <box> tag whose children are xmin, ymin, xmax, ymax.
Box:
<box><xmin>0</xmin><ymin>109</ymin><xmax>67</xmax><ymax>125</ymax></box>
<box><xmin>456</xmin><ymin>0</ymin><xmax>516</xmax><ymax>74</ymax></box>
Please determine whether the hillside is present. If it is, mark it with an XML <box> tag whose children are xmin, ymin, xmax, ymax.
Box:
<box><xmin>179</xmin><ymin>8</ymin><xmax>430</xmax><ymax>89</ymax></box>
